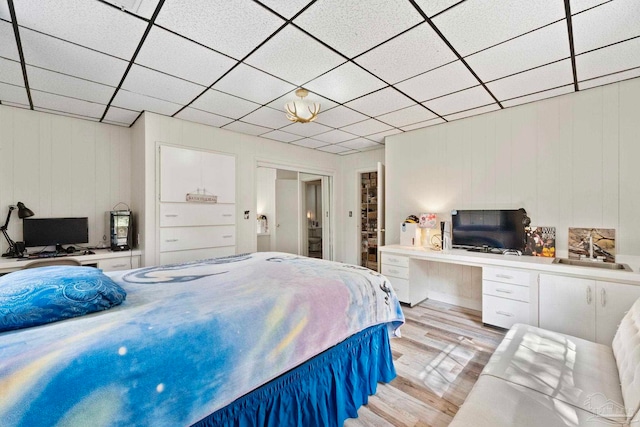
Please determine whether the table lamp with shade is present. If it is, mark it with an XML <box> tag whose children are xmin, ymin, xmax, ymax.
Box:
<box><xmin>419</xmin><ymin>213</ymin><xmax>438</xmax><ymax>248</ymax></box>
<box><xmin>1</xmin><ymin>202</ymin><xmax>34</xmax><ymax>257</ymax></box>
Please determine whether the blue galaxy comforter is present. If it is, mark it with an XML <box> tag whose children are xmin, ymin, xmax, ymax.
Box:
<box><xmin>0</xmin><ymin>253</ymin><xmax>404</xmax><ymax>426</ymax></box>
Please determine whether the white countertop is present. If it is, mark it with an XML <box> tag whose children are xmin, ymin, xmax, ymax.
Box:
<box><xmin>380</xmin><ymin>245</ymin><xmax>640</xmax><ymax>285</ymax></box>
<box><xmin>0</xmin><ymin>249</ymin><xmax>142</xmax><ymax>271</ymax></box>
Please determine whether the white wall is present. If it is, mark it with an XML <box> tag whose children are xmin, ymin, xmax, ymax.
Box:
<box><xmin>0</xmin><ymin>105</ymin><xmax>131</xmax><ymax>253</ymax></box>
<box><xmin>386</xmin><ymin>78</ymin><xmax>640</xmax><ymax>267</ymax></box>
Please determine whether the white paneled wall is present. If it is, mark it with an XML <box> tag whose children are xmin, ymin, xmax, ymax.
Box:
<box><xmin>386</xmin><ymin>78</ymin><xmax>640</xmax><ymax>264</ymax></box>
<box><xmin>0</xmin><ymin>106</ymin><xmax>131</xmax><ymax>253</ymax></box>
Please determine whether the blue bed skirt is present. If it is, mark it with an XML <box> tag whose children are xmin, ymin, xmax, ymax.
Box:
<box><xmin>192</xmin><ymin>324</ymin><xmax>396</xmax><ymax>427</ymax></box>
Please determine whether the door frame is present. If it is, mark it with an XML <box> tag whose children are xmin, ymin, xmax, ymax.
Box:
<box><xmin>355</xmin><ymin>167</ymin><xmax>376</xmax><ymax>267</ymax></box>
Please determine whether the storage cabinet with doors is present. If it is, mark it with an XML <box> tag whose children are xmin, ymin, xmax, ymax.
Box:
<box><xmin>539</xmin><ymin>274</ymin><xmax>640</xmax><ymax>344</ymax></box>
<box><xmin>482</xmin><ymin>267</ymin><xmax>533</xmax><ymax>329</ymax></box>
<box><xmin>380</xmin><ymin>253</ymin><xmax>409</xmax><ymax>304</ymax></box>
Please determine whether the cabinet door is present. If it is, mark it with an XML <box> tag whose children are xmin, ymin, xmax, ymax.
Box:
<box><xmin>160</xmin><ymin>146</ymin><xmax>202</xmax><ymax>202</ymax></box>
<box><xmin>539</xmin><ymin>274</ymin><xmax>596</xmax><ymax>341</ymax></box>
<box><xmin>596</xmin><ymin>281</ymin><xmax>640</xmax><ymax>345</ymax></box>
<box><xmin>201</xmin><ymin>151</ymin><xmax>235</xmax><ymax>203</ymax></box>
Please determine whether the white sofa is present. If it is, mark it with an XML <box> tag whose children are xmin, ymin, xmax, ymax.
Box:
<box><xmin>450</xmin><ymin>297</ymin><xmax>640</xmax><ymax>427</ymax></box>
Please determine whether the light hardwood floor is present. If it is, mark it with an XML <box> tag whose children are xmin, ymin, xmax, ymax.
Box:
<box><xmin>346</xmin><ymin>300</ymin><xmax>506</xmax><ymax>427</ymax></box>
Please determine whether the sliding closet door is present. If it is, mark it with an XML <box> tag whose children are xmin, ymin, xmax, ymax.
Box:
<box><xmin>275</xmin><ymin>178</ymin><xmax>299</xmax><ymax>255</ymax></box>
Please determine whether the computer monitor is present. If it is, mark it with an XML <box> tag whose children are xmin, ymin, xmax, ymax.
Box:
<box><xmin>23</xmin><ymin>217</ymin><xmax>89</xmax><ymax>248</ymax></box>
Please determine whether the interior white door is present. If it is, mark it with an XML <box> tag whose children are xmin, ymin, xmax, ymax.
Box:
<box><xmin>596</xmin><ymin>281</ymin><xmax>640</xmax><ymax>344</ymax></box>
<box><xmin>321</xmin><ymin>175</ymin><xmax>332</xmax><ymax>260</ymax></box>
<box><xmin>376</xmin><ymin>162</ymin><xmax>385</xmax><ymax>273</ymax></box>
<box><xmin>275</xmin><ymin>179</ymin><xmax>299</xmax><ymax>254</ymax></box>
<box><xmin>160</xmin><ymin>146</ymin><xmax>201</xmax><ymax>202</ymax></box>
<box><xmin>200</xmin><ymin>151</ymin><xmax>236</xmax><ymax>203</ymax></box>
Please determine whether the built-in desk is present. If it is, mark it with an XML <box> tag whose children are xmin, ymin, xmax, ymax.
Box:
<box><xmin>0</xmin><ymin>249</ymin><xmax>142</xmax><ymax>275</ymax></box>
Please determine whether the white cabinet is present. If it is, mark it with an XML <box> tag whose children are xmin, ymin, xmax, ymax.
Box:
<box><xmin>99</xmin><ymin>255</ymin><xmax>140</xmax><ymax>272</ymax></box>
<box><xmin>539</xmin><ymin>274</ymin><xmax>640</xmax><ymax>344</ymax></box>
<box><xmin>482</xmin><ymin>267</ymin><xmax>533</xmax><ymax>329</ymax></box>
<box><xmin>381</xmin><ymin>253</ymin><xmax>410</xmax><ymax>305</ymax></box>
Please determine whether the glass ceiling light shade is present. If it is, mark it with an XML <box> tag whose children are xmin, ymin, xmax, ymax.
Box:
<box><xmin>285</xmin><ymin>88</ymin><xmax>321</xmax><ymax>123</ymax></box>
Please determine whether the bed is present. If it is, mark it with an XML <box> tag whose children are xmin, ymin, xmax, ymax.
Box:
<box><xmin>0</xmin><ymin>252</ymin><xmax>404</xmax><ymax>426</ymax></box>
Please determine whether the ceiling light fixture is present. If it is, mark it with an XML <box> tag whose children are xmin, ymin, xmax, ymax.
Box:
<box><xmin>285</xmin><ymin>88</ymin><xmax>320</xmax><ymax>124</ymax></box>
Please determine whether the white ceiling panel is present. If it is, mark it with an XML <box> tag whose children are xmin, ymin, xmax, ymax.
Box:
<box><xmin>261</xmin><ymin>130</ymin><xmax>303</xmax><ymax>143</ymax></box>
<box><xmin>424</xmin><ymin>86</ymin><xmax>496</xmax><ymax>116</ymax></box>
<box><xmin>315</xmin><ymin>106</ymin><xmax>368</xmax><ymax>128</ymax></box>
<box><xmin>337</xmin><ymin>138</ymin><xmax>381</xmax><ymax>151</ymax></box>
<box><xmin>501</xmin><ymin>85</ymin><xmax>574</xmax><ymax>107</ymax></box>
<box><xmin>281</xmin><ymin>121</ymin><xmax>332</xmax><ymax>137</ymax></box>
<box><xmin>191</xmin><ymin>89</ymin><xmax>259</xmax><ymax>119</ymax></box>
<box><xmin>579</xmin><ymin>67</ymin><xmax>640</xmax><ymax>90</ymax></box>
<box><xmin>27</xmin><ymin>66</ymin><xmax>114</xmax><ymax>104</ymax></box>
<box><xmin>103</xmin><ymin>0</ymin><xmax>160</xmax><ymax>19</ymax></box>
<box><xmin>401</xmin><ymin>117</ymin><xmax>445</xmax><ymax>131</ymax></box>
<box><xmin>13</xmin><ymin>0</ymin><xmax>146</xmax><ymax>60</ymax></box>
<box><xmin>570</xmin><ymin>0</ymin><xmax>609</xmax><ymax>14</ymax></box>
<box><xmin>267</xmin><ymin>90</ymin><xmax>338</xmax><ymax>112</ymax></box>
<box><xmin>576</xmin><ymin>37</ymin><xmax>640</xmax><ymax>81</ymax></box>
<box><xmin>0</xmin><ymin>58</ymin><xmax>24</xmax><ymax>86</ymax></box>
<box><xmin>572</xmin><ymin>0</ymin><xmax>640</xmax><ymax>54</ymax></box>
<box><xmin>31</xmin><ymin>90</ymin><xmax>105</xmax><ymax>118</ymax></box>
<box><xmin>294</xmin><ymin>0</ymin><xmax>423</xmax><ymax>58</ymax></box>
<box><xmin>312</xmin><ymin>129</ymin><xmax>357</xmax><ymax>144</ymax></box>
<box><xmin>112</xmin><ymin>89</ymin><xmax>182</xmax><ymax>116</ymax></box>
<box><xmin>445</xmin><ymin>104</ymin><xmax>500</xmax><ymax>121</ymax></box>
<box><xmin>0</xmin><ymin>1</ymin><xmax>9</xmax><ymax>20</ymax></box>
<box><xmin>104</xmin><ymin>106</ymin><xmax>140</xmax><ymax>125</ymax></box>
<box><xmin>223</xmin><ymin>121</ymin><xmax>272</xmax><ymax>136</ymax></box>
<box><xmin>340</xmin><ymin>119</ymin><xmax>393</xmax><ymax>137</ymax></box>
<box><xmin>136</xmin><ymin>26</ymin><xmax>237</xmax><ymax>86</ymax></box>
<box><xmin>355</xmin><ymin>23</ymin><xmax>457</xmax><ymax>84</ymax></box>
<box><xmin>376</xmin><ymin>104</ymin><xmax>438</xmax><ymax>128</ymax></box>
<box><xmin>122</xmin><ymin>65</ymin><xmax>205</xmax><ymax>105</ymax></box>
<box><xmin>414</xmin><ymin>0</ymin><xmax>462</xmax><ymax>17</ymax></box>
<box><xmin>466</xmin><ymin>21</ymin><xmax>571</xmax><ymax>82</ymax></box>
<box><xmin>213</xmin><ymin>64</ymin><xmax>295</xmax><ymax>105</ymax></box>
<box><xmin>257</xmin><ymin>0</ymin><xmax>312</xmax><ymax>19</ymax></box>
<box><xmin>245</xmin><ymin>25</ymin><xmax>345</xmax><ymax>86</ymax></box>
<box><xmin>156</xmin><ymin>0</ymin><xmax>284</xmax><ymax>60</ymax></box>
<box><xmin>396</xmin><ymin>60</ymin><xmax>479</xmax><ymax>102</ymax></box>
<box><xmin>175</xmin><ymin>107</ymin><xmax>234</xmax><ymax>128</ymax></box>
<box><xmin>20</xmin><ymin>28</ymin><xmax>129</xmax><ymax>86</ymax></box>
<box><xmin>0</xmin><ymin>21</ymin><xmax>19</xmax><ymax>60</ymax></box>
<box><xmin>290</xmin><ymin>138</ymin><xmax>329</xmax><ymax>149</ymax></box>
<box><xmin>345</xmin><ymin>87</ymin><xmax>415</xmax><ymax>117</ymax></box>
<box><xmin>0</xmin><ymin>82</ymin><xmax>29</xmax><ymax>105</ymax></box>
<box><xmin>304</xmin><ymin>62</ymin><xmax>385</xmax><ymax>103</ymax></box>
<box><xmin>367</xmin><ymin>128</ymin><xmax>403</xmax><ymax>143</ymax></box>
<box><xmin>316</xmin><ymin>144</ymin><xmax>351</xmax><ymax>154</ymax></box>
<box><xmin>241</xmin><ymin>106</ymin><xmax>293</xmax><ymax>129</ymax></box>
<box><xmin>433</xmin><ymin>0</ymin><xmax>566</xmax><ymax>56</ymax></box>
<box><xmin>487</xmin><ymin>59</ymin><xmax>574</xmax><ymax>101</ymax></box>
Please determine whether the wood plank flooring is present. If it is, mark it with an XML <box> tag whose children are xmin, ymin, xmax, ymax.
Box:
<box><xmin>345</xmin><ymin>300</ymin><xmax>506</xmax><ymax>427</ymax></box>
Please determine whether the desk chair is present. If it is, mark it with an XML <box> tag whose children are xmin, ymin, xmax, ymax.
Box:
<box><xmin>23</xmin><ymin>258</ymin><xmax>82</xmax><ymax>269</ymax></box>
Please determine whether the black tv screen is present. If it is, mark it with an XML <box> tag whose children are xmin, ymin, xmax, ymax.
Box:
<box><xmin>23</xmin><ymin>217</ymin><xmax>89</xmax><ymax>247</ymax></box>
<box><xmin>451</xmin><ymin>209</ymin><xmax>525</xmax><ymax>251</ymax></box>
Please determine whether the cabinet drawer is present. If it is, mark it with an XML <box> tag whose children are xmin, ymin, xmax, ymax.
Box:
<box><xmin>160</xmin><ymin>225</ymin><xmax>236</xmax><ymax>252</ymax></box>
<box><xmin>160</xmin><ymin>203</ymin><xmax>235</xmax><ymax>227</ymax></box>
<box><xmin>389</xmin><ymin>277</ymin><xmax>409</xmax><ymax>304</ymax></box>
<box><xmin>482</xmin><ymin>295</ymin><xmax>530</xmax><ymax>329</ymax></box>
<box><xmin>382</xmin><ymin>264</ymin><xmax>409</xmax><ymax>280</ymax></box>
<box><xmin>483</xmin><ymin>280</ymin><xmax>530</xmax><ymax>302</ymax></box>
<box><xmin>99</xmin><ymin>256</ymin><xmax>140</xmax><ymax>272</ymax></box>
<box><xmin>160</xmin><ymin>246</ymin><xmax>235</xmax><ymax>265</ymax></box>
<box><xmin>381</xmin><ymin>253</ymin><xmax>409</xmax><ymax>268</ymax></box>
<box><xmin>483</xmin><ymin>267</ymin><xmax>530</xmax><ymax>286</ymax></box>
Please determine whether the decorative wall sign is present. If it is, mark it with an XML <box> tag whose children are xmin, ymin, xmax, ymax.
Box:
<box><xmin>568</xmin><ymin>228</ymin><xmax>616</xmax><ymax>263</ymax></box>
<box><xmin>186</xmin><ymin>193</ymin><xmax>217</xmax><ymax>203</ymax></box>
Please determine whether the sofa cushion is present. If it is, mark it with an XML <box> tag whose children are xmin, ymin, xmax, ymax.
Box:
<box><xmin>481</xmin><ymin>323</ymin><xmax>624</xmax><ymax>422</ymax></box>
<box><xmin>612</xmin><ymin>296</ymin><xmax>640</xmax><ymax>422</ymax></box>
<box><xmin>449</xmin><ymin>375</ymin><xmax>624</xmax><ymax>427</ymax></box>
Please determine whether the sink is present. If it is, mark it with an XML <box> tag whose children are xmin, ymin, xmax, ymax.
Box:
<box><xmin>553</xmin><ymin>258</ymin><xmax>633</xmax><ymax>271</ymax></box>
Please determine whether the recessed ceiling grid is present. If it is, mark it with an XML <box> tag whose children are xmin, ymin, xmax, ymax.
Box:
<box><xmin>0</xmin><ymin>0</ymin><xmax>639</xmax><ymax>155</ymax></box>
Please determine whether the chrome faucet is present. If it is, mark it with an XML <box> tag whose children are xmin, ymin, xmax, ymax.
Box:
<box><xmin>589</xmin><ymin>233</ymin><xmax>594</xmax><ymax>260</ymax></box>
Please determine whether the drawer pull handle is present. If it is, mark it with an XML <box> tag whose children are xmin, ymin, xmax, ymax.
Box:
<box><xmin>222</xmin><ymin>235</ymin><xmax>233</xmax><ymax>238</ymax></box>
<box><xmin>389</xmin><ymin>269</ymin><xmax>399</xmax><ymax>274</ymax></box>
<box><xmin>601</xmin><ymin>288</ymin><xmax>606</xmax><ymax>307</ymax></box>
<box><xmin>222</xmin><ymin>214</ymin><xmax>233</xmax><ymax>217</ymax></box>
<box><xmin>165</xmin><ymin>239</ymin><xmax>179</xmax><ymax>242</ymax></box>
<box><xmin>389</xmin><ymin>258</ymin><xmax>398</xmax><ymax>263</ymax></box>
<box><xmin>112</xmin><ymin>264</ymin><xmax>127</xmax><ymax>268</ymax></box>
<box><xmin>587</xmin><ymin>286</ymin><xmax>592</xmax><ymax>304</ymax></box>
<box><xmin>165</xmin><ymin>214</ymin><xmax>178</xmax><ymax>217</ymax></box>
<box><xmin>496</xmin><ymin>311</ymin><xmax>513</xmax><ymax>317</ymax></box>
<box><xmin>496</xmin><ymin>274</ymin><xmax>513</xmax><ymax>279</ymax></box>
<box><xmin>495</xmin><ymin>288</ymin><xmax>513</xmax><ymax>294</ymax></box>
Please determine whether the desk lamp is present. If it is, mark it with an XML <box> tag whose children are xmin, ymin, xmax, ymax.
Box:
<box><xmin>1</xmin><ymin>202</ymin><xmax>34</xmax><ymax>257</ymax></box>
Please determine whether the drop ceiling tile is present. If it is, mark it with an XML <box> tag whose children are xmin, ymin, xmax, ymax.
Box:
<box><xmin>242</xmin><ymin>106</ymin><xmax>293</xmax><ymax>129</ymax></box>
<box><xmin>396</xmin><ymin>61</ymin><xmax>478</xmax><ymax>102</ymax></box>
<box><xmin>376</xmin><ymin>104</ymin><xmax>438</xmax><ymax>127</ymax></box>
<box><xmin>281</xmin><ymin>121</ymin><xmax>333</xmax><ymax>137</ymax></box>
<box><xmin>122</xmin><ymin>64</ymin><xmax>205</xmax><ymax>105</ymax></box>
<box><xmin>0</xmin><ymin>58</ymin><xmax>24</xmax><ymax>86</ymax></box>
<box><xmin>316</xmin><ymin>144</ymin><xmax>351</xmax><ymax>154</ymax></box>
<box><xmin>112</xmin><ymin>89</ymin><xmax>182</xmax><ymax>116</ymax></box>
<box><xmin>294</xmin><ymin>0</ymin><xmax>422</xmax><ymax>58</ymax></box>
<box><xmin>267</xmin><ymin>90</ymin><xmax>338</xmax><ymax>112</ymax></box>
<box><xmin>20</xmin><ymin>28</ymin><xmax>129</xmax><ymax>86</ymax></box>
<box><xmin>579</xmin><ymin>67</ymin><xmax>640</xmax><ymax>90</ymax></box>
<box><xmin>345</xmin><ymin>87</ymin><xmax>415</xmax><ymax>117</ymax></box>
<box><xmin>414</xmin><ymin>0</ymin><xmax>462</xmax><ymax>17</ymax></box>
<box><xmin>31</xmin><ymin>90</ymin><xmax>105</xmax><ymax>118</ymax></box>
<box><xmin>355</xmin><ymin>23</ymin><xmax>457</xmax><ymax>84</ymax></box>
<box><xmin>175</xmin><ymin>107</ymin><xmax>234</xmax><ymax>128</ymax></box>
<box><xmin>315</xmin><ymin>106</ymin><xmax>368</xmax><ymax>128</ymax></box>
<box><xmin>26</xmin><ymin>66</ymin><xmax>114</xmax><ymax>104</ymax></box>
<box><xmin>0</xmin><ymin>21</ymin><xmax>19</xmax><ymax>60</ymax></box>
<box><xmin>104</xmin><ymin>106</ymin><xmax>140</xmax><ymax>125</ymax></box>
<box><xmin>424</xmin><ymin>86</ymin><xmax>495</xmax><ymax>116</ymax></box>
<box><xmin>136</xmin><ymin>26</ymin><xmax>237</xmax><ymax>86</ymax></box>
<box><xmin>13</xmin><ymin>0</ymin><xmax>146</xmax><ymax>59</ymax></box>
<box><xmin>367</xmin><ymin>128</ymin><xmax>403</xmax><ymax>143</ymax></box>
<box><xmin>572</xmin><ymin>0</ymin><xmax>640</xmax><ymax>54</ymax></box>
<box><xmin>261</xmin><ymin>130</ymin><xmax>303</xmax><ymax>143</ymax></box>
<box><xmin>312</xmin><ymin>129</ymin><xmax>356</xmax><ymax>144</ymax></box>
<box><xmin>445</xmin><ymin>104</ymin><xmax>501</xmax><ymax>121</ymax></box>
<box><xmin>487</xmin><ymin>59</ymin><xmax>574</xmax><ymax>101</ymax></box>
<box><xmin>34</xmin><ymin>107</ymin><xmax>100</xmax><ymax>121</ymax></box>
<box><xmin>0</xmin><ymin>2</ymin><xmax>9</xmax><ymax>20</ymax></box>
<box><xmin>340</xmin><ymin>119</ymin><xmax>392</xmax><ymax>137</ymax></box>
<box><xmin>291</xmin><ymin>138</ymin><xmax>329</xmax><ymax>149</ymax></box>
<box><xmin>400</xmin><ymin>117</ymin><xmax>445</xmax><ymax>131</ymax></box>
<box><xmin>0</xmin><ymin>82</ymin><xmax>29</xmax><ymax>105</ymax></box>
<box><xmin>246</xmin><ymin>25</ymin><xmax>345</xmax><ymax>86</ymax></box>
<box><xmin>257</xmin><ymin>0</ymin><xmax>312</xmax><ymax>19</ymax></box>
<box><xmin>433</xmin><ymin>0</ymin><xmax>566</xmax><ymax>56</ymax></box>
<box><xmin>103</xmin><ymin>0</ymin><xmax>160</xmax><ymax>19</ymax></box>
<box><xmin>213</xmin><ymin>64</ymin><xmax>295</xmax><ymax>105</ymax></box>
<box><xmin>223</xmin><ymin>121</ymin><xmax>272</xmax><ymax>136</ymax></box>
<box><xmin>337</xmin><ymin>138</ymin><xmax>381</xmax><ymax>151</ymax></box>
<box><xmin>156</xmin><ymin>0</ymin><xmax>284</xmax><ymax>60</ymax></box>
<box><xmin>191</xmin><ymin>90</ymin><xmax>259</xmax><ymax>119</ymax></box>
<box><xmin>502</xmin><ymin>85</ymin><xmax>574</xmax><ymax>107</ymax></box>
<box><xmin>575</xmin><ymin>37</ymin><xmax>640</xmax><ymax>81</ymax></box>
<box><xmin>466</xmin><ymin>21</ymin><xmax>570</xmax><ymax>82</ymax></box>
<box><xmin>569</xmin><ymin>0</ymin><xmax>608</xmax><ymax>14</ymax></box>
<box><xmin>305</xmin><ymin>62</ymin><xmax>386</xmax><ymax>103</ymax></box>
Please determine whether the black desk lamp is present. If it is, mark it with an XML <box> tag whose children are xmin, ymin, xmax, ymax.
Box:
<box><xmin>1</xmin><ymin>202</ymin><xmax>34</xmax><ymax>257</ymax></box>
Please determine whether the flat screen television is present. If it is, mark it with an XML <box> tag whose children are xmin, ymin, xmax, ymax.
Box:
<box><xmin>451</xmin><ymin>209</ymin><xmax>526</xmax><ymax>251</ymax></box>
<box><xmin>23</xmin><ymin>217</ymin><xmax>89</xmax><ymax>248</ymax></box>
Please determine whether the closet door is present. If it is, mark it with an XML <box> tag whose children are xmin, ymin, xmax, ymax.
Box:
<box><xmin>160</xmin><ymin>146</ymin><xmax>201</xmax><ymax>202</ymax></box>
<box><xmin>201</xmin><ymin>151</ymin><xmax>236</xmax><ymax>203</ymax></box>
